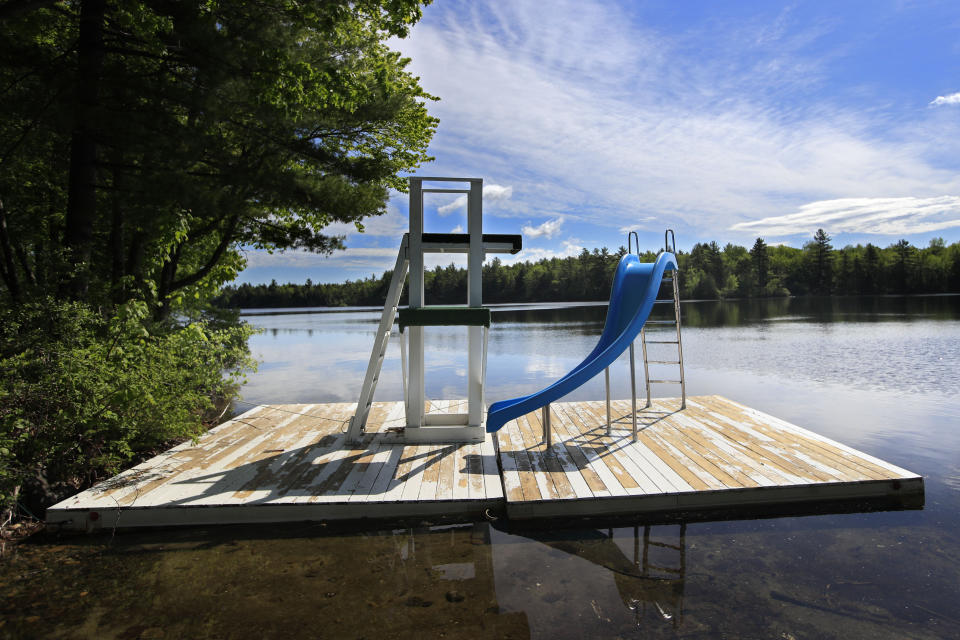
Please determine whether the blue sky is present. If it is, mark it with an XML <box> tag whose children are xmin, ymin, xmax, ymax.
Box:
<box><xmin>238</xmin><ymin>0</ymin><xmax>960</xmax><ymax>285</ymax></box>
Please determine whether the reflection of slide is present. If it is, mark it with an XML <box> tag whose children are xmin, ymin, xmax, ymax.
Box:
<box><xmin>486</xmin><ymin>251</ymin><xmax>678</xmax><ymax>433</ymax></box>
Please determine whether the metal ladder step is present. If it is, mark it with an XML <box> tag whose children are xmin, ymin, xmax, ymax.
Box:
<box><xmin>639</xmin><ymin>231</ymin><xmax>686</xmax><ymax>410</ymax></box>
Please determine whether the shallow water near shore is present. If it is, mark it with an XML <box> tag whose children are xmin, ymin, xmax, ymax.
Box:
<box><xmin>3</xmin><ymin>295</ymin><xmax>960</xmax><ymax>638</ymax></box>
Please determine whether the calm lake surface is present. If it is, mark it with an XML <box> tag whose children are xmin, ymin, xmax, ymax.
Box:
<box><xmin>4</xmin><ymin>296</ymin><xmax>960</xmax><ymax>639</ymax></box>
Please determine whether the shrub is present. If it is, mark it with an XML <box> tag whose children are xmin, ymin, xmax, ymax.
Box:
<box><xmin>0</xmin><ymin>298</ymin><xmax>256</xmax><ymax>516</ymax></box>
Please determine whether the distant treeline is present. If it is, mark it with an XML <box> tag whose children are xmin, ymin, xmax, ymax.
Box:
<box><xmin>215</xmin><ymin>231</ymin><xmax>960</xmax><ymax>308</ymax></box>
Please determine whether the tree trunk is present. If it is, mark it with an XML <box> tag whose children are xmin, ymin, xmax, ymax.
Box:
<box><xmin>63</xmin><ymin>0</ymin><xmax>106</xmax><ymax>299</ymax></box>
<box><xmin>15</xmin><ymin>243</ymin><xmax>36</xmax><ymax>287</ymax></box>
<box><xmin>108</xmin><ymin>162</ymin><xmax>125</xmax><ymax>302</ymax></box>
<box><xmin>0</xmin><ymin>196</ymin><xmax>22</xmax><ymax>301</ymax></box>
<box><xmin>155</xmin><ymin>243</ymin><xmax>182</xmax><ymax>321</ymax></box>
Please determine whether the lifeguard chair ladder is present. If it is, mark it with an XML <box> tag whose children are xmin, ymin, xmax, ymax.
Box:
<box><xmin>346</xmin><ymin>177</ymin><xmax>521</xmax><ymax>445</ymax></box>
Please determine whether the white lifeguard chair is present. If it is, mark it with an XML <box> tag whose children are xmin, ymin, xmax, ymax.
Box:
<box><xmin>346</xmin><ymin>177</ymin><xmax>521</xmax><ymax>445</ymax></box>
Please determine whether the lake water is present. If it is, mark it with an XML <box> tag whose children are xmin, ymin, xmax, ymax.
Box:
<box><xmin>4</xmin><ymin>296</ymin><xmax>960</xmax><ymax>638</ymax></box>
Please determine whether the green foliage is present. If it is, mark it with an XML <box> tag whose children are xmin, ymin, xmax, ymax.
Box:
<box><xmin>804</xmin><ymin>228</ymin><xmax>834</xmax><ymax>294</ymax></box>
<box><xmin>0</xmin><ymin>0</ymin><xmax>437</xmax><ymax>313</ymax></box>
<box><xmin>217</xmin><ymin>236</ymin><xmax>960</xmax><ymax>309</ymax></box>
<box><xmin>750</xmin><ymin>237</ymin><xmax>769</xmax><ymax>294</ymax></box>
<box><xmin>0</xmin><ymin>298</ymin><xmax>256</xmax><ymax>512</ymax></box>
<box><xmin>0</xmin><ymin>0</ymin><xmax>435</xmax><ymax>519</ymax></box>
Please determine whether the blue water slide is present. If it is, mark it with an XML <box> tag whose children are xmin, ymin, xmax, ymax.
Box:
<box><xmin>485</xmin><ymin>251</ymin><xmax>678</xmax><ymax>433</ymax></box>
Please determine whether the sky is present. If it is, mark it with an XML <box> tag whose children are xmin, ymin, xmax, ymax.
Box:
<box><xmin>237</xmin><ymin>0</ymin><xmax>960</xmax><ymax>285</ymax></box>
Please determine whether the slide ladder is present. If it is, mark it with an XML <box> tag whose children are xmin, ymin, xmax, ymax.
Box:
<box><xmin>486</xmin><ymin>242</ymin><xmax>679</xmax><ymax>438</ymax></box>
<box><xmin>639</xmin><ymin>230</ymin><xmax>686</xmax><ymax>410</ymax></box>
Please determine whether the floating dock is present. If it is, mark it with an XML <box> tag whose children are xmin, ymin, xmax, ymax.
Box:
<box><xmin>46</xmin><ymin>396</ymin><xmax>923</xmax><ymax>531</ymax></box>
<box><xmin>496</xmin><ymin>396</ymin><xmax>922</xmax><ymax>519</ymax></box>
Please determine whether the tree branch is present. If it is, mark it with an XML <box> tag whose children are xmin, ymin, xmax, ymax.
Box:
<box><xmin>169</xmin><ymin>212</ymin><xmax>241</xmax><ymax>292</ymax></box>
<box><xmin>0</xmin><ymin>0</ymin><xmax>59</xmax><ymax>20</ymax></box>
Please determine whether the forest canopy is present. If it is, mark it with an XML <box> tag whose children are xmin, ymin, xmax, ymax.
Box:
<box><xmin>0</xmin><ymin>0</ymin><xmax>436</xmax><ymax>519</ymax></box>
<box><xmin>216</xmin><ymin>233</ymin><xmax>960</xmax><ymax>308</ymax></box>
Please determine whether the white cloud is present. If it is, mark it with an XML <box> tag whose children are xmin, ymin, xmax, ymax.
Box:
<box><xmin>930</xmin><ymin>92</ymin><xmax>960</xmax><ymax>107</ymax></box>
<box><xmin>618</xmin><ymin>217</ymin><xmax>656</xmax><ymax>234</ymax></box>
<box><xmin>501</xmin><ymin>238</ymin><xmax>584</xmax><ymax>265</ymax></box>
<box><xmin>522</xmin><ymin>216</ymin><xmax>564</xmax><ymax>239</ymax></box>
<box><xmin>450</xmin><ymin>224</ymin><xmax>463</xmax><ymax>233</ymax></box>
<box><xmin>729</xmin><ymin>196</ymin><xmax>960</xmax><ymax>236</ymax></box>
<box><xmin>437</xmin><ymin>184</ymin><xmax>514</xmax><ymax>215</ymax></box>
<box><xmin>435</xmin><ymin>198</ymin><xmax>464</xmax><ymax>216</ymax></box>
<box><xmin>396</xmin><ymin>2</ymin><xmax>960</xmax><ymax>237</ymax></box>
<box><xmin>322</xmin><ymin>202</ymin><xmax>408</xmax><ymax>237</ymax></box>
<box><xmin>244</xmin><ymin>247</ymin><xmax>399</xmax><ymax>272</ymax></box>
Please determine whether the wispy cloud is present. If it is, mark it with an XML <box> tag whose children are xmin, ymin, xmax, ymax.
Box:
<box><xmin>450</xmin><ymin>224</ymin><xmax>463</xmax><ymax>233</ymax></box>
<box><xmin>730</xmin><ymin>196</ymin><xmax>960</xmax><ymax>236</ymax></box>
<box><xmin>930</xmin><ymin>92</ymin><xmax>960</xmax><ymax>106</ymax></box>
<box><xmin>618</xmin><ymin>218</ymin><xmax>656</xmax><ymax>234</ymax></box>
<box><xmin>522</xmin><ymin>216</ymin><xmax>564</xmax><ymax>239</ymax></box>
<box><xmin>323</xmin><ymin>202</ymin><xmax>408</xmax><ymax>238</ymax></box>
<box><xmin>240</xmin><ymin>1</ymin><xmax>960</xmax><ymax>285</ymax></box>
<box><xmin>244</xmin><ymin>247</ymin><xmax>399</xmax><ymax>272</ymax></box>
<box><xmin>503</xmin><ymin>239</ymin><xmax>584</xmax><ymax>265</ymax></box>
<box><xmin>398</xmin><ymin>1</ymin><xmax>960</xmax><ymax>236</ymax></box>
<box><xmin>437</xmin><ymin>184</ymin><xmax>514</xmax><ymax>215</ymax></box>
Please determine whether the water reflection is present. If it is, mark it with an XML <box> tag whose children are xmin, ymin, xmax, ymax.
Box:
<box><xmin>239</xmin><ymin>295</ymin><xmax>960</xmax><ymax>408</ymax></box>
<box><xmin>221</xmin><ymin>296</ymin><xmax>960</xmax><ymax>638</ymax></box>
<box><xmin>677</xmin><ymin>295</ymin><xmax>960</xmax><ymax>327</ymax></box>
<box><xmin>520</xmin><ymin>524</ymin><xmax>687</xmax><ymax>629</ymax></box>
<box><xmin>9</xmin><ymin>496</ymin><xmax>957</xmax><ymax>639</ymax></box>
<box><xmin>3</xmin><ymin>523</ymin><xmax>531</xmax><ymax>638</ymax></box>
<box><xmin>7</xmin><ymin>296</ymin><xmax>960</xmax><ymax>638</ymax></box>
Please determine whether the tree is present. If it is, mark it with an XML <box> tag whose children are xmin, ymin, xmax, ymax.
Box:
<box><xmin>890</xmin><ymin>239</ymin><xmax>917</xmax><ymax>294</ymax></box>
<box><xmin>805</xmin><ymin>228</ymin><xmax>833</xmax><ymax>294</ymax></box>
<box><xmin>0</xmin><ymin>0</ymin><xmax>437</xmax><ymax>521</ymax></box>
<box><xmin>862</xmin><ymin>243</ymin><xmax>881</xmax><ymax>293</ymax></box>
<box><xmin>1</xmin><ymin>1</ymin><xmax>437</xmax><ymax>315</ymax></box>
<box><xmin>750</xmin><ymin>237</ymin><xmax>769</xmax><ymax>294</ymax></box>
<box><xmin>690</xmin><ymin>242</ymin><xmax>724</xmax><ymax>291</ymax></box>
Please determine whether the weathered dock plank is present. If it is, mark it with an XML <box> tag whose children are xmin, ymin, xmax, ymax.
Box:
<box><xmin>496</xmin><ymin>395</ymin><xmax>923</xmax><ymax>520</ymax></box>
<box><xmin>46</xmin><ymin>395</ymin><xmax>923</xmax><ymax>530</ymax></box>
<box><xmin>47</xmin><ymin>402</ymin><xmax>502</xmax><ymax>530</ymax></box>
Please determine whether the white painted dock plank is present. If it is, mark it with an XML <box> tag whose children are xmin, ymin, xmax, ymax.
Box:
<box><xmin>480</xmin><ymin>436</ymin><xmax>503</xmax><ymax>500</ymax></box>
<box><xmin>496</xmin><ymin>396</ymin><xmax>923</xmax><ymax>520</ymax></box>
<box><xmin>554</xmin><ymin>404</ymin><xmax>629</xmax><ymax>498</ymax></box>
<box><xmin>574</xmin><ymin>401</ymin><xmax>666</xmax><ymax>495</ymax></box>
<box><xmin>47</xmin><ymin>397</ymin><xmax>922</xmax><ymax>530</ymax></box>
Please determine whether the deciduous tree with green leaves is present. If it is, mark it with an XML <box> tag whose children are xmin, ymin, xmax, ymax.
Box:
<box><xmin>0</xmin><ymin>0</ymin><xmax>437</xmax><ymax>519</ymax></box>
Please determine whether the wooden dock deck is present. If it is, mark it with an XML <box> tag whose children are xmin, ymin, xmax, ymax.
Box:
<box><xmin>46</xmin><ymin>396</ymin><xmax>922</xmax><ymax>530</ymax></box>
<box><xmin>47</xmin><ymin>400</ymin><xmax>502</xmax><ymax>531</ymax></box>
<box><xmin>496</xmin><ymin>395</ymin><xmax>923</xmax><ymax>519</ymax></box>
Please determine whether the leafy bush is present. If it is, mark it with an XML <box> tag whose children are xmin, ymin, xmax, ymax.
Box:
<box><xmin>0</xmin><ymin>299</ymin><xmax>256</xmax><ymax>516</ymax></box>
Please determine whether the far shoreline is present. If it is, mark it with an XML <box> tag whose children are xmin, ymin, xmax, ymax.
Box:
<box><xmin>231</xmin><ymin>292</ymin><xmax>960</xmax><ymax>317</ymax></box>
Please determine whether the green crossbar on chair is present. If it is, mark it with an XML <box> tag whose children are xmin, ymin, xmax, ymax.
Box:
<box><xmin>397</xmin><ymin>306</ymin><xmax>491</xmax><ymax>332</ymax></box>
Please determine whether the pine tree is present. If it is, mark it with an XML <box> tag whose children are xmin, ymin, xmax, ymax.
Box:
<box><xmin>750</xmin><ymin>237</ymin><xmax>769</xmax><ymax>294</ymax></box>
<box><xmin>806</xmin><ymin>228</ymin><xmax>833</xmax><ymax>294</ymax></box>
